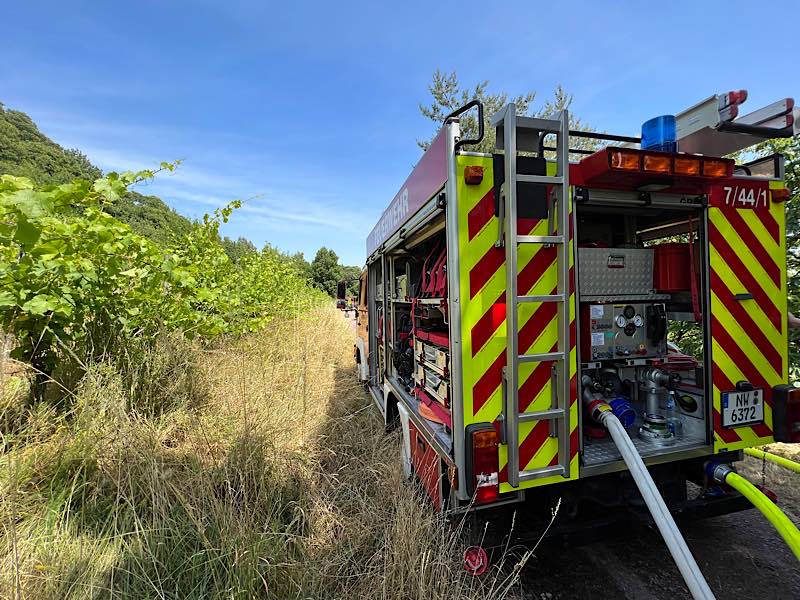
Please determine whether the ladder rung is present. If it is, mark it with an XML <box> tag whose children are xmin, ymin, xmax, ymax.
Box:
<box><xmin>517</xmin><ymin>294</ymin><xmax>564</xmax><ymax>303</ymax></box>
<box><xmin>517</xmin><ymin>235</ymin><xmax>564</xmax><ymax>244</ymax></box>
<box><xmin>516</xmin><ymin>174</ymin><xmax>563</xmax><ymax>186</ymax></box>
<box><xmin>519</xmin><ymin>465</ymin><xmax>565</xmax><ymax>483</ymax></box>
<box><xmin>518</xmin><ymin>351</ymin><xmax>566</xmax><ymax>363</ymax></box>
<box><xmin>519</xmin><ymin>408</ymin><xmax>565</xmax><ymax>423</ymax></box>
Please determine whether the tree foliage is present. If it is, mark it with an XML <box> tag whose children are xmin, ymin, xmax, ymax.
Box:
<box><xmin>0</xmin><ymin>103</ymin><xmax>194</xmax><ymax>245</ymax></box>
<box><xmin>0</xmin><ymin>104</ymin><xmax>101</xmax><ymax>184</ymax></box>
<box><xmin>418</xmin><ymin>70</ymin><xmax>597</xmax><ymax>154</ymax></box>
<box><xmin>221</xmin><ymin>235</ymin><xmax>258</xmax><ymax>264</ymax></box>
<box><xmin>310</xmin><ymin>247</ymin><xmax>342</xmax><ymax>296</ymax></box>
<box><xmin>0</xmin><ymin>166</ymin><xmax>323</xmax><ymax>388</ymax></box>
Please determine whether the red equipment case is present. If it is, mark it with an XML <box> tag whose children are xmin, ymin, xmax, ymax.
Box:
<box><xmin>653</xmin><ymin>242</ymin><xmax>691</xmax><ymax>292</ymax></box>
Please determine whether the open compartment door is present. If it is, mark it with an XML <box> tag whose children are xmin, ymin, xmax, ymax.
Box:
<box><xmin>707</xmin><ymin>179</ymin><xmax>789</xmax><ymax>451</ymax></box>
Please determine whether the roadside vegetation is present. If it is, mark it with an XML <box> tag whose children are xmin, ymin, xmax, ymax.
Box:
<box><xmin>1</xmin><ymin>306</ymin><xmax>530</xmax><ymax>599</ymax></box>
<box><xmin>0</xmin><ymin>106</ymin><xmax>530</xmax><ymax>598</ymax></box>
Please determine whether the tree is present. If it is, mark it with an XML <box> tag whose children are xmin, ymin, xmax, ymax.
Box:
<box><xmin>340</xmin><ymin>265</ymin><xmax>362</xmax><ymax>297</ymax></box>
<box><xmin>221</xmin><ymin>235</ymin><xmax>257</xmax><ymax>264</ymax></box>
<box><xmin>287</xmin><ymin>251</ymin><xmax>311</xmax><ymax>281</ymax></box>
<box><xmin>418</xmin><ymin>70</ymin><xmax>597</xmax><ymax>154</ymax></box>
<box><xmin>310</xmin><ymin>247</ymin><xmax>343</xmax><ymax>297</ymax></box>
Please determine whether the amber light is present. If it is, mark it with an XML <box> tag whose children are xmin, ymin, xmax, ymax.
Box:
<box><xmin>464</xmin><ymin>165</ymin><xmax>484</xmax><ymax>185</ymax></box>
<box><xmin>609</xmin><ymin>150</ymin><xmax>641</xmax><ymax>171</ymax></box>
<box><xmin>702</xmin><ymin>159</ymin><xmax>730</xmax><ymax>177</ymax></box>
<box><xmin>772</xmin><ymin>188</ymin><xmax>790</xmax><ymax>203</ymax></box>
<box><xmin>674</xmin><ymin>156</ymin><xmax>701</xmax><ymax>176</ymax></box>
<box><xmin>643</xmin><ymin>154</ymin><xmax>672</xmax><ymax>174</ymax></box>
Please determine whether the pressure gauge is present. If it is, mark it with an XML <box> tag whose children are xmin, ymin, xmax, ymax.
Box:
<box><xmin>615</xmin><ymin>314</ymin><xmax>627</xmax><ymax>328</ymax></box>
<box><xmin>633</xmin><ymin>314</ymin><xmax>644</xmax><ymax>327</ymax></box>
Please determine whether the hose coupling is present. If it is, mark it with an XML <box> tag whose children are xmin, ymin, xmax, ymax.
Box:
<box><xmin>705</xmin><ymin>461</ymin><xmax>734</xmax><ymax>484</ymax></box>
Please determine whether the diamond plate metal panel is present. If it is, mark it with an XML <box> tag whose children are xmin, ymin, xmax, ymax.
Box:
<box><xmin>578</xmin><ymin>248</ymin><xmax>654</xmax><ymax>296</ymax></box>
<box><xmin>583</xmin><ymin>433</ymin><xmax>705</xmax><ymax>465</ymax></box>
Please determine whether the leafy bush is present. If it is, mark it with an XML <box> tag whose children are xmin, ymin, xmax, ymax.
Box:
<box><xmin>0</xmin><ymin>166</ymin><xmax>324</xmax><ymax>390</ymax></box>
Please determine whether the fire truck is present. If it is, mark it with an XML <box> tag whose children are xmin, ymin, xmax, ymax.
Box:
<box><xmin>355</xmin><ymin>91</ymin><xmax>800</xmax><ymax>592</ymax></box>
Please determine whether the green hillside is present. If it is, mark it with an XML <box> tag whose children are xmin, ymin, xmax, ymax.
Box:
<box><xmin>0</xmin><ymin>103</ymin><xmax>193</xmax><ymax>244</ymax></box>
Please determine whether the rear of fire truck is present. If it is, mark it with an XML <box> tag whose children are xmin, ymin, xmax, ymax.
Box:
<box><xmin>357</xmin><ymin>92</ymin><xmax>800</xmax><ymax>590</ymax></box>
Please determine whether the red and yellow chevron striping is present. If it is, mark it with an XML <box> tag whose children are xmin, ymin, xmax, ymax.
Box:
<box><xmin>456</xmin><ymin>155</ymin><xmax>578</xmax><ymax>492</ymax></box>
<box><xmin>708</xmin><ymin>180</ymin><xmax>788</xmax><ymax>452</ymax></box>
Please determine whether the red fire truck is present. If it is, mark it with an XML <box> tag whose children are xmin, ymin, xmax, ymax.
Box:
<box><xmin>354</xmin><ymin>92</ymin><xmax>799</xmax><ymax>591</ymax></box>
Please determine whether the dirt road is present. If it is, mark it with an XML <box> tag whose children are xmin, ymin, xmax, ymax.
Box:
<box><xmin>520</xmin><ymin>454</ymin><xmax>799</xmax><ymax>599</ymax></box>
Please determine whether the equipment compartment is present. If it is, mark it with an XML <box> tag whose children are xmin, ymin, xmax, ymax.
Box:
<box><xmin>576</xmin><ymin>200</ymin><xmax>711</xmax><ymax>470</ymax></box>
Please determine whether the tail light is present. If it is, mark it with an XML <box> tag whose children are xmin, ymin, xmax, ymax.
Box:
<box><xmin>467</xmin><ymin>425</ymin><xmax>499</xmax><ymax>504</ymax></box>
<box><xmin>773</xmin><ymin>385</ymin><xmax>800</xmax><ymax>443</ymax></box>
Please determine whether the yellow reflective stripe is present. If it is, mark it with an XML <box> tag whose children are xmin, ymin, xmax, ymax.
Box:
<box><xmin>709</xmin><ymin>210</ymin><xmax>781</xmax><ymax>298</ymax></box>
<box><xmin>708</xmin><ymin>244</ymin><xmax>784</xmax><ymax>357</ymax></box>
<box><xmin>710</xmin><ymin>290</ymin><xmax>782</xmax><ymax>381</ymax></box>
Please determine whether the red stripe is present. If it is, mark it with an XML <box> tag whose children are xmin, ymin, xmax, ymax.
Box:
<box><xmin>468</xmin><ymin>220</ymin><xmax>542</xmax><ymax>299</ymax></box>
<box><xmin>713</xmin><ymin>407</ymin><xmax>742</xmax><ymax>444</ymax></box>
<box><xmin>548</xmin><ymin>428</ymin><xmax>580</xmax><ymax>466</ymax></box>
<box><xmin>518</xmin><ymin>246</ymin><xmax>557</xmax><ymax>294</ymax></box>
<box><xmin>519</xmin><ymin>302</ymin><xmax>558</xmax><ymax>351</ymax></box>
<box><xmin>717</xmin><ymin>209</ymin><xmax>781</xmax><ymax>287</ymax></box>
<box><xmin>498</xmin><ymin>419</ymin><xmax>550</xmax><ymax>483</ymax></box>
<box><xmin>472</xmin><ymin>352</ymin><xmax>505</xmax><ymax>415</ymax></box>
<box><xmin>711</xmin><ymin>270</ymin><xmax>783</xmax><ymax>377</ymax></box>
<box><xmin>711</xmin><ymin>314</ymin><xmax>775</xmax><ymax>407</ymax></box>
<box><xmin>709</xmin><ymin>222</ymin><xmax>782</xmax><ymax>331</ymax></box>
<box><xmin>517</xmin><ymin>419</ymin><xmax>553</xmax><ymax>474</ymax></box>
<box><xmin>470</xmin><ymin>247</ymin><xmax>559</xmax><ymax>356</ymax></box>
<box><xmin>467</xmin><ymin>189</ymin><xmax>495</xmax><ymax>241</ymax></box>
<box><xmin>519</xmin><ymin>350</ymin><xmax>555</xmax><ymax>412</ymax></box>
<box><xmin>517</xmin><ymin>320</ymin><xmax>577</xmax><ymax>411</ymax></box>
<box><xmin>469</xmin><ymin>247</ymin><xmax>504</xmax><ymax>299</ymax></box>
<box><xmin>472</xmin><ymin>296</ymin><xmax>556</xmax><ymax>415</ymax></box>
<box><xmin>751</xmin><ymin>421</ymin><xmax>774</xmax><ymax>438</ymax></box>
<box><xmin>752</xmin><ymin>205</ymin><xmax>780</xmax><ymax>244</ymax></box>
<box><xmin>470</xmin><ymin>293</ymin><xmax>505</xmax><ymax>357</ymax></box>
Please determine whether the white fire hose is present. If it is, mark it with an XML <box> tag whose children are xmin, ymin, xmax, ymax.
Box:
<box><xmin>585</xmin><ymin>393</ymin><xmax>715</xmax><ymax>600</ymax></box>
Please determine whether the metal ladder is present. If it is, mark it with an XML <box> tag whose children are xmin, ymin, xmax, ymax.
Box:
<box><xmin>492</xmin><ymin>104</ymin><xmax>571</xmax><ymax>487</ymax></box>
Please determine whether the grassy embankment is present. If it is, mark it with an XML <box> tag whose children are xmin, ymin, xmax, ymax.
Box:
<box><xmin>1</xmin><ymin>307</ymin><xmax>529</xmax><ymax>599</ymax></box>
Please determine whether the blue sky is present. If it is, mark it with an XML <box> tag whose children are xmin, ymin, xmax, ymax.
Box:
<box><xmin>1</xmin><ymin>1</ymin><xmax>794</xmax><ymax>265</ymax></box>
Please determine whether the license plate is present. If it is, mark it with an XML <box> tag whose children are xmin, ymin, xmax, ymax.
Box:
<box><xmin>721</xmin><ymin>388</ymin><xmax>764</xmax><ymax>427</ymax></box>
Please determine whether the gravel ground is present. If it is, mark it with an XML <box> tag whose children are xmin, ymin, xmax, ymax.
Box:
<box><xmin>517</xmin><ymin>452</ymin><xmax>800</xmax><ymax>599</ymax></box>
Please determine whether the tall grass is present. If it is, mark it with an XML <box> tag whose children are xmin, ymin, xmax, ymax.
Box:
<box><xmin>1</xmin><ymin>307</ymin><xmax>528</xmax><ymax>599</ymax></box>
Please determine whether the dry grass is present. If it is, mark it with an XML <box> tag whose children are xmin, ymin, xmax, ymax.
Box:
<box><xmin>0</xmin><ymin>307</ymin><xmax>528</xmax><ymax>599</ymax></box>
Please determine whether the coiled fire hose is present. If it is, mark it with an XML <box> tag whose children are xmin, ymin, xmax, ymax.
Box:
<box><xmin>584</xmin><ymin>393</ymin><xmax>715</xmax><ymax>600</ymax></box>
<box><xmin>708</xmin><ymin>463</ymin><xmax>800</xmax><ymax>561</ymax></box>
<box><xmin>743</xmin><ymin>447</ymin><xmax>800</xmax><ymax>474</ymax></box>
